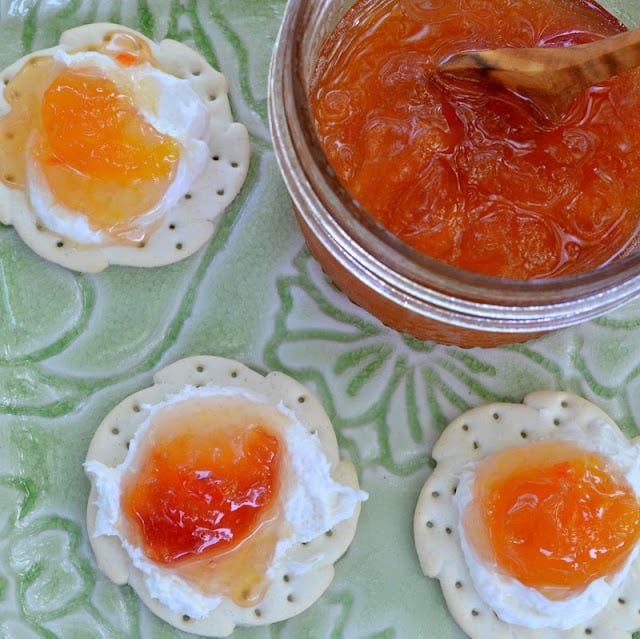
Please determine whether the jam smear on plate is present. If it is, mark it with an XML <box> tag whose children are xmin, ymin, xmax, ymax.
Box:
<box><xmin>310</xmin><ymin>0</ymin><xmax>640</xmax><ymax>278</ymax></box>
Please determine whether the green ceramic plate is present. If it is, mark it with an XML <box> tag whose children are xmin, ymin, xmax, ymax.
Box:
<box><xmin>2</xmin><ymin>1</ymin><xmax>640</xmax><ymax>637</ymax></box>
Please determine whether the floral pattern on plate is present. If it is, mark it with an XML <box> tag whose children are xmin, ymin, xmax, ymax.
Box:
<box><xmin>1</xmin><ymin>1</ymin><xmax>640</xmax><ymax>638</ymax></box>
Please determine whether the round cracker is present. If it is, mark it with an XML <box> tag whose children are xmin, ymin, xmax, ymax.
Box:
<box><xmin>0</xmin><ymin>24</ymin><xmax>249</xmax><ymax>272</ymax></box>
<box><xmin>414</xmin><ymin>391</ymin><xmax>640</xmax><ymax>639</ymax></box>
<box><xmin>85</xmin><ymin>356</ymin><xmax>363</xmax><ymax>637</ymax></box>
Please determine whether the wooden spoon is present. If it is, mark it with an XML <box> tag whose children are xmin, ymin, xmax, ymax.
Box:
<box><xmin>438</xmin><ymin>28</ymin><xmax>640</xmax><ymax>120</ymax></box>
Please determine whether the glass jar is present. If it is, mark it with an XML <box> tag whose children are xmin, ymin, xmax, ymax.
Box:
<box><xmin>268</xmin><ymin>0</ymin><xmax>640</xmax><ymax>348</ymax></box>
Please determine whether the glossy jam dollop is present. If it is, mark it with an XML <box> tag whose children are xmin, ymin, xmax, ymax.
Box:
<box><xmin>310</xmin><ymin>0</ymin><xmax>640</xmax><ymax>278</ymax></box>
<box><xmin>463</xmin><ymin>440</ymin><xmax>640</xmax><ymax>598</ymax></box>
<box><xmin>0</xmin><ymin>31</ymin><xmax>180</xmax><ymax>243</ymax></box>
<box><xmin>122</xmin><ymin>425</ymin><xmax>280</xmax><ymax>564</ymax></box>
<box><xmin>120</xmin><ymin>396</ymin><xmax>287</xmax><ymax>606</ymax></box>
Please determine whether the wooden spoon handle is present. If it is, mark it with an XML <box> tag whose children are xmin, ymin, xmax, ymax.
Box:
<box><xmin>564</xmin><ymin>28</ymin><xmax>640</xmax><ymax>87</ymax></box>
<box><xmin>440</xmin><ymin>28</ymin><xmax>640</xmax><ymax>89</ymax></box>
<box><xmin>438</xmin><ymin>28</ymin><xmax>640</xmax><ymax>120</ymax></box>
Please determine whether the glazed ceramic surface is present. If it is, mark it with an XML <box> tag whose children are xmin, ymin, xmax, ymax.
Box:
<box><xmin>1</xmin><ymin>1</ymin><xmax>640</xmax><ymax>637</ymax></box>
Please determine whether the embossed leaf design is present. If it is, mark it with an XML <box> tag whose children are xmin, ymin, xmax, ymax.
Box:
<box><xmin>265</xmin><ymin>250</ymin><xmax>564</xmax><ymax>475</ymax></box>
<box><xmin>204</xmin><ymin>0</ymin><xmax>287</xmax><ymax>116</ymax></box>
<box><xmin>0</xmin><ymin>618</ymin><xmax>42</xmax><ymax>639</ymax></box>
<box><xmin>90</xmin><ymin>580</ymin><xmax>141</xmax><ymax>639</ymax></box>
<box><xmin>0</xmin><ymin>230</ymin><xmax>88</xmax><ymax>363</ymax></box>
<box><xmin>0</xmin><ymin>476</ymin><xmax>140</xmax><ymax>638</ymax></box>
<box><xmin>10</xmin><ymin>521</ymin><xmax>92</xmax><ymax>616</ymax></box>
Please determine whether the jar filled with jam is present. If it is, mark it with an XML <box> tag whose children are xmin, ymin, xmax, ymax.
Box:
<box><xmin>269</xmin><ymin>0</ymin><xmax>640</xmax><ymax>347</ymax></box>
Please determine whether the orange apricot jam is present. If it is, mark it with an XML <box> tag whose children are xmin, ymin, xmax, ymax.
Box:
<box><xmin>120</xmin><ymin>396</ymin><xmax>289</xmax><ymax>606</ymax></box>
<box><xmin>310</xmin><ymin>0</ymin><xmax>640</xmax><ymax>279</ymax></box>
<box><xmin>0</xmin><ymin>31</ymin><xmax>179</xmax><ymax>243</ymax></box>
<box><xmin>463</xmin><ymin>440</ymin><xmax>640</xmax><ymax>597</ymax></box>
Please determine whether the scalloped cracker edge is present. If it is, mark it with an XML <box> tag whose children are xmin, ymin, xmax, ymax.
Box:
<box><xmin>0</xmin><ymin>23</ymin><xmax>249</xmax><ymax>272</ymax></box>
<box><xmin>85</xmin><ymin>356</ymin><xmax>362</xmax><ymax>637</ymax></box>
<box><xmin>414</xmin><ymin>391</ymin><xmax>640</xmax><ymax>639</ymax></box>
